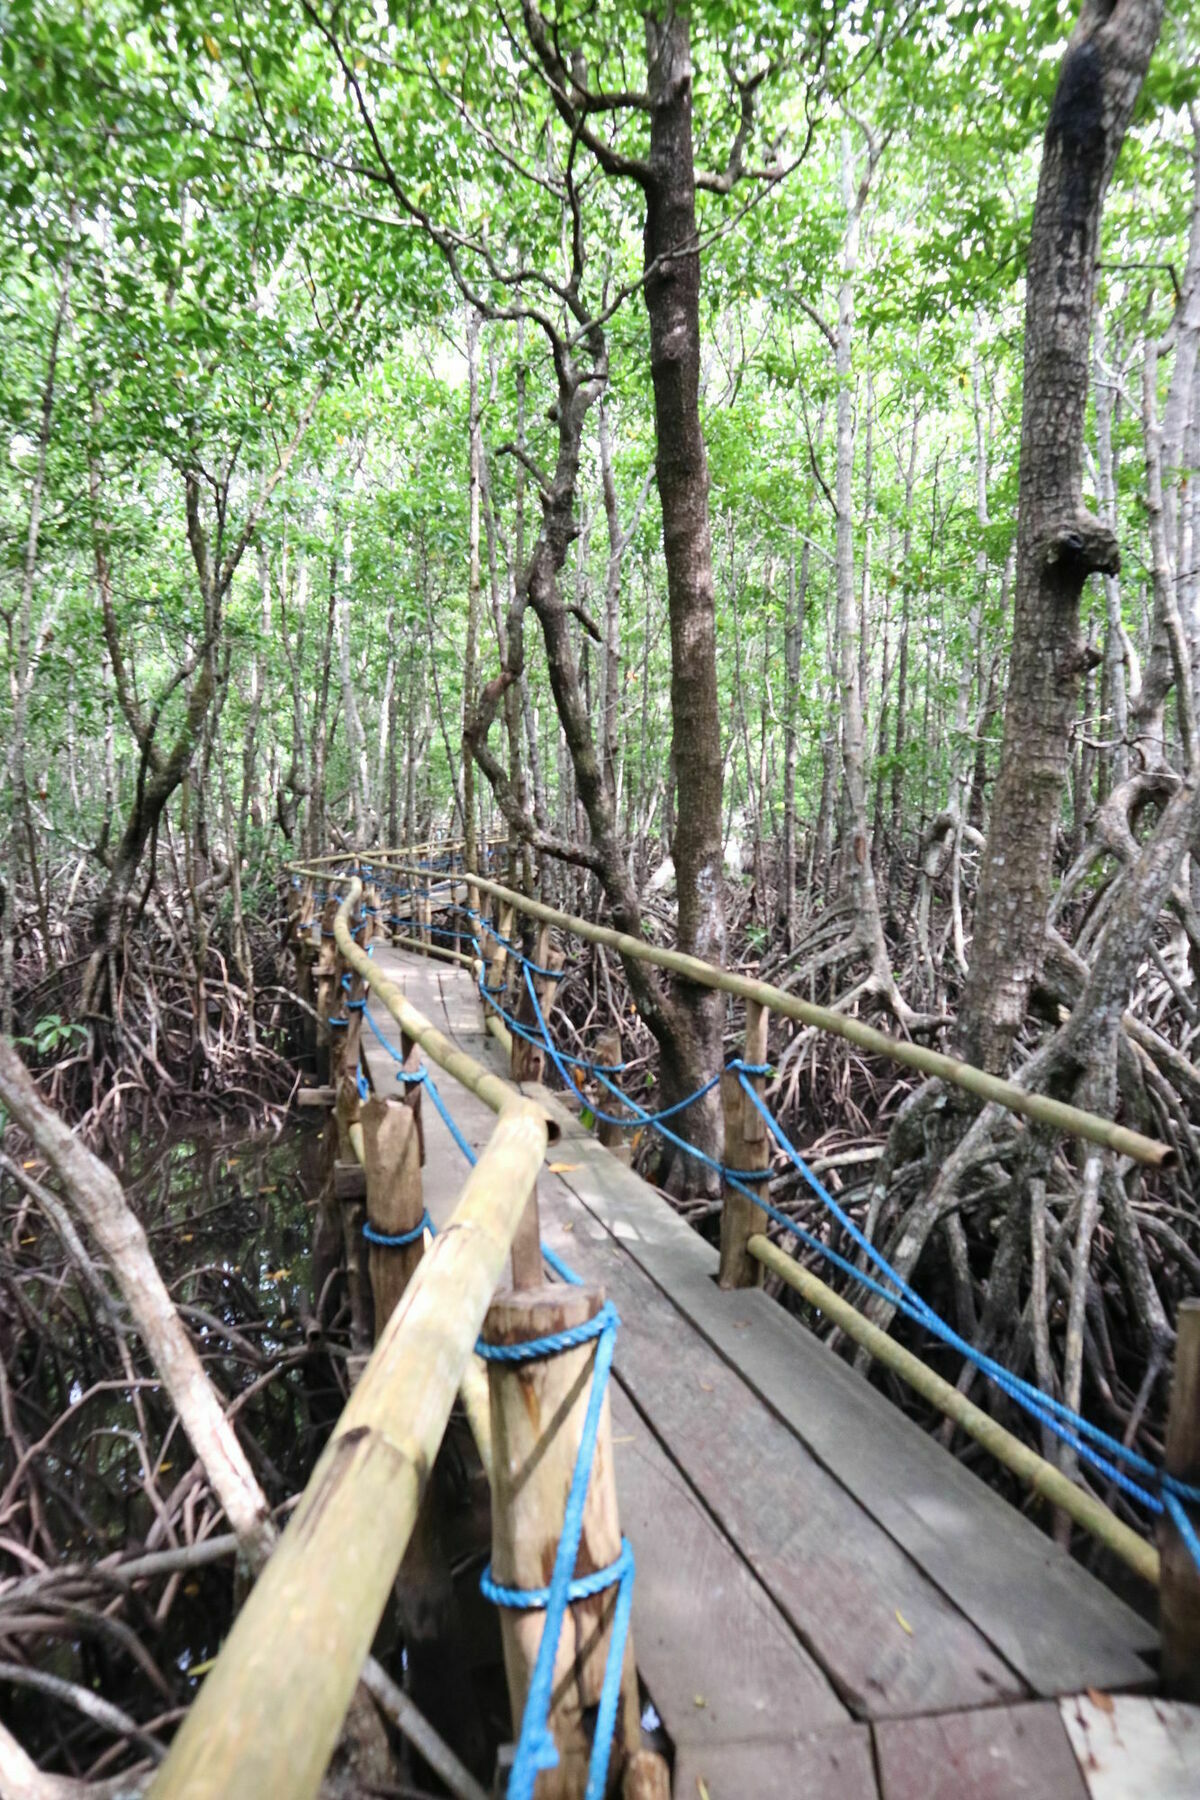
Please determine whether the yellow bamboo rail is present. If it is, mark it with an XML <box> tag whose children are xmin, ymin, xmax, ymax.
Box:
<box><xmin>150</xmin><ymin>1102</ymin><xmax>549</xmax><ymax>1800</ymax></box>
<box><xmin>359</xmin><ymin>859</ymin><xmax>1168</xmax><ymax>1169</ymax></box>
<box><xmin>747</xmin><ymin>1233</ymin><xmax>1159</xmax><ymax>1587</ymax></box>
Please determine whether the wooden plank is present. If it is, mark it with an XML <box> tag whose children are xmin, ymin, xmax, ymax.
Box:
<box><xmin>875</xmin><ymin>1702</ymin><xmax>1088</xmax><ymax>1800</ymax></box>
<box><xmin>607</xmin><ymin>1386</ymin><xmax>847</xmax><ymax>1747</ymax></box>
<box><xmin>1059</xmin><ymin>1693</ymin><xmax>1200</xmax><ymax>1799</ymax></box>
<box><xmin>536</xmin><ymin>1178</ymin><xmax>1023</xmax><ymax>1718</ymax></box>
<box><xmin>537</xmin><ymin>1107</ymin><xmax>1157</xmax><ymax>1695</ymax></box>
<box><xmin>674</xmin><ymin>1729</ymin><xmax>878</xmax><ymax>1800</ymax></box>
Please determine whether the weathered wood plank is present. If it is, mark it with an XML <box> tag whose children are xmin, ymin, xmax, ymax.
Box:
<box><xmin>875</xmin><ymin>1702</ymin><xmax>1089</xmax><ymax>1800</ymax></box>
<box><xmin>673</xmin><ymin>1729</ymin><xmax>878</xmax><ymax>1800</ymax></box>
<box><xmin>1059</xmin><ymin>1693</ymin><xmax>1200</xmax><ymax>1799</ymax></box>
<box><xmin>608</xmin><ymin>1386</ymin><xmax>847</xmax><ymax>1746</ymax></box>
<box><xmin>536</xmin><ymin>1104</ymin><xmax>1157</xmax><ymax>1695</ymax></box>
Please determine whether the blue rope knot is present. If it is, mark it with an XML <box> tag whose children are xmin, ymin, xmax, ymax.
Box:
<box><xmin>347</xmin><ymin>998</ymin><xmax>366</xmax><ymax>1012</ymax></box>
<box><xmin>363</xmin><ymin>1211</ymin><xmax>431</xmax><ymax>1248</ymax></box>
<box><xmin>729</xmin><ymin>1058</ymin><xmax>772</xmax><ymax>1077</ymax></box>
<box><xmin>328</xmin><ymin>1016</ymin><xmax>348</xmax><ymax>1028</ymax></box>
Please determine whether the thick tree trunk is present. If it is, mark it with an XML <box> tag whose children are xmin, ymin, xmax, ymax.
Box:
<box><xmin>463</xmin><ymin>309</ymin><xmax>482</xmax><ymax>870</ymax></box>
<box><xmin>641</xmin><ymin>5</ymin><xmax>725</xmax><ymax>1176</ymax></box>
<box><xmin>958</xmin><ymin>0</ymin><xmax>1163</xmax><ymax>1075</ymax></box>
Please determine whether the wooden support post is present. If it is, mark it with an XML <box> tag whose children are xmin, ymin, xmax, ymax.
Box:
<box><xmin>491</xmin><ymin>901</ymin><xmax>515</xmax><ymax>1002</ymax></box>
<box><xmin>313</xmin><ymin>896</ymin><xmax>340</xmax><ymax>1083</ymax></box>
<box><xmin>419</xmin><ymin>886</ymin><xmax>432</xmax><ymax>951</ymax></box>
<box><xmin>482</xmin><ymin>1283</ymin><xmax>640</xmax><ymax>1798</ymax></box>
<box><xmin>361</xmin><ymin>1096</ymin><xmax>426</xmax><ymax>1329</ymax></box>
<box><xmin>511</xmin><ymin>926</ymin><xmax>563</xmax><ymax>1085</ymax></box>
<box><xmin>335</xmin><ymin>1078</ymin><xmax>373</xmax><ymax>1352</ymax></box>
<box><xmin>594</xmin><ymin>1027</ymin><xmax>632</xmax><ymax>1165</ymax></box>
<box><xmin>718</xmin><ymin>999</ymin><xmax>770</xmax><ymax>1290</ymax></box>
<box><xmin>1162</xmin><ymin>1298</ymin><xmax>1200</xmax><ymax>1700</ymax></box>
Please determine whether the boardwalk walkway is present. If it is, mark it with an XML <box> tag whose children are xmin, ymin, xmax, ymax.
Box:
<box><xmin>361</xmin><ymin>944</ymin><xmax>1181</xmax><ymax>1799</ymax></box>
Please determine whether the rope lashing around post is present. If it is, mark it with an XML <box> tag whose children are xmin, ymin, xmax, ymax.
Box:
<box><xmin>363</xmin><ymin>1212</ymin><xmax>432</xmax><ymax>1248</ymax></box>
<box><xmin>476</xmin><ymin>1302</ymin><xmax>632</xmax><ymax>1800</ymax></box>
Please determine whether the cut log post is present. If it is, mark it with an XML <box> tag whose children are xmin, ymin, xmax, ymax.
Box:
<box><xmin>482</xmin><ymin>1283</ymin><xmax>640</xmax><ymax>1799</ymax></box>
<box><xmin>718</xmin><ymin>999</ymin><xmax>770</xmax><ymax>1290</ymax></box>
<box><xmin>336</xmin><ymin>1078</ymin><xmax>373</xmax><ymax>1351</ymax></box>
<box><xmin>1162</xmin><ymin>1297</ymin><xmax>1200</xmax><ymax>1700</ymax></box>
<box><xmin>313</xmin><ymin>897</ymin><xmax>340</xmax><ymax>1085</ymax></box>
<box><xmin>511</xmin><ymin>926</ymin><xmax>564</xmax><ymax>1085</ymax></box>
<box><xmin>361</xmin><ymin>1095</ymin><xmax>426</xmax><ymax>1328</ymax></box>
<box><xmin>491</xmin><ymin>901</ymin><xmax>515</xmax><ymax>1006</ymax></box>
<box><xmin>594</xmin><ymin>1027</ymin><xmax>632</xmax><ymax>1165</ymax></box>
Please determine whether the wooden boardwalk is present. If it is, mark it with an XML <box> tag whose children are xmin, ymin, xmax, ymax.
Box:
<box><xmin>361</xmin><ymin>945</ymin><xmax>1191</xmax><ymax>1799</ymax></box>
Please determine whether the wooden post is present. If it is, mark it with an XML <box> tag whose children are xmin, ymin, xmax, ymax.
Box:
<box><xmin>419</xmin><ymin>885</ymin><xmax>432</xmax><ymax>951</ymax></box>
<box><xmin>335</xmin><ymin>1078</ymin><xmax>372</xmax><ymax>1351</ymax></box>
<box><xmin>361</xmin><ymin>1095</ymin><xmax>426</xmax><ymax>1327</ymax></box>
<box><xmin>482</xmin><ymin>1283</ymin><xmax>640</xmax><ymax>1798</ymax></box>
<box><xmin>511</xmin><ymin>926</ymin><xmax>563</xmax><ymax>1085</ymax></box>
<box><xmin>313</xmin><ymin>897</ymin><xmax>340</xmax><ymax>1084</ymax></box>
<box><xmin>491</xmin><ymin>901</ymin><xmax>515</xmax><ymax>1002</ymax></box>
<box><xmin>594</xmin><ymin>1027</ymin><xmax>632</xmax><ymax>1165</ymax></box>
<box><xmin>718</xmin><ymin>999</ymin><xmax>770</xmax><ymax>1290</ymax></box>
<box><xmin>1162</xmin><ymin>1298</ymin><xmax>1200</xmax><ymax>1700</ymax></box>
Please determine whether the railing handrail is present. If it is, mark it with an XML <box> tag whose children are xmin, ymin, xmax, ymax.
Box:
<box><xmin>288</xmin><ymin>851</ymin><xmax>1169</xmax><ymax>1168</ymax></box>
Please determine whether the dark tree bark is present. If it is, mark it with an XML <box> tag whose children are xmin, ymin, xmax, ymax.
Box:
<box><xmin>958</xmin><ymin>0</ymin><xmax>1163</xmax><ymax>1075</ymax></box>
<box><xmin>638</xmin><ymin>4</ymin><xmax>726</xmax><ymax>1172</ymax></box>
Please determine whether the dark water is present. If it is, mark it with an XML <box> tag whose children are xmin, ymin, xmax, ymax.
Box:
<box><xmin>0</xmin><ymin>1117</ymin><xmax>339</xmax><ymax>1768</ymax></box>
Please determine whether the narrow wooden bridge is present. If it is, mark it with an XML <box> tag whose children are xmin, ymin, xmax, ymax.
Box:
<box><xmin>150</xmin><ymin>854</ymin><xmax>1200</xmax><ymax>1800</ymax></box>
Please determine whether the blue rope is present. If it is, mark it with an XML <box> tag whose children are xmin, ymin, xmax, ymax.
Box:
<box><xmin>481</xmin><ymin>1538</ymin><xmax>632</xmax><ymax>1609</ymax></box>
<box><xmin>364</xmin><ymin>1211</ymin><xmax>431</xmax><ymax>1248</ymax></box>
<box><xmin>733</xmin><ymin>1069</ymin><xmax>1200</xmax><ymax>1512</ymax></box>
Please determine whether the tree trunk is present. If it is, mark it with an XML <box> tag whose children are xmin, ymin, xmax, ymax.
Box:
<box><xmin>958</xmin><ymin>0</ymin><xmax>1163</xmax><ymax>1075</ymax></box>
<box><xmin>641</xmin><ymin>4</ymin><xmax>725</xmax><ymax>1177</ymax></box>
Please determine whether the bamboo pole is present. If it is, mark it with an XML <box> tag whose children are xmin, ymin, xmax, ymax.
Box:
<box><xmin>1161</xmin><ymin>1298</ymin><xmax>1200</xmax><ymax>1698</ymax></box>
<box><xmin>747</xmin><ymin>1234</ymin><xmax>1159</xmax><ymax>1587</ymax></box>
<box><xmin>368</xmin><ymin>865</ymin><xmax>1167</xmax><ymax>1168</ymax></box>
<box><xmin>150</xmin><ymin>1102</ymin><xmax>550</xmax><ymax>1800</ymax></box>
